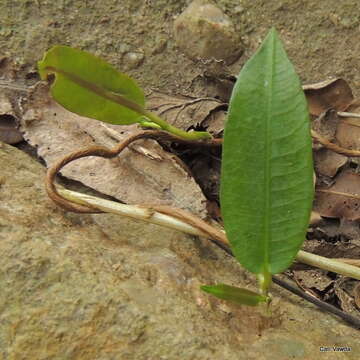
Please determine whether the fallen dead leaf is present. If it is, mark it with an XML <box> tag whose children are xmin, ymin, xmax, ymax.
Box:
<box><xmin>335</xmin><ymin>101</ymin><xmax>360</xmax><ymax>169</ymax></box>
<box><xmin>147</xmin><ymin>91</ymin><xmax>225</xmax><ymax>132</ymax></box>
<box><xmin>334</xmin><ymin>278</ymin><xmax>359</xmax><ymax>316</ymax></box>
<box><xmin>312</xmin><ymin>109</ymin><xmax>340</xmax><ymax>142</ymax></box>
<box><xmin>0</xmin><ymin>92</ymin><xmax>23</xmax><ymax>144</ymax></box>
<box><xmin>303</xmin><ymin>238</ymin><xmax>360</xmax><ymax>260</ymax></box>
<box><xmin>293</xmin><ymin>269</ymin><xmax>333</xmax><ymax>293</ymax></box>
<box><xmin>304</xmin><ymin>78</ymin><xmax>353</xmax><ymax>116</ymax></box>
<box><xmin>354</xmin><ymin>282</ymin><xmax>360</xmax><ymax>309</ymax></box>
<box><xmin>201</xmin><ymin>108</ymin><xmax>226</xmax><ymax>136</ymax></box>
<box><xmin>315</xmin><ymin>170</ymin><xmax>360</xmax><ymax>220</ymax></box>
<box><xmin>336</xmin><ymin>120</ymin><xmax>360</xmax><ymax>151</ymax></box>
<box><xmin>313</xmin><ymin>147</ymin><xmax>347</xmax><ymax>178</ymax></box>
<box><xmin>19</xmin><ymin>83</ymin><xmax>209</xmax><ymax>217</ymax></box>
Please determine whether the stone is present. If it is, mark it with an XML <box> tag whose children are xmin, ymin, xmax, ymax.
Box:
<box><xmin>0</xmin><ymin>142</ymin><xmax>359</xmax><ymax>359</ymax></box>
<box><xmin>123</xmin><ymin>51</ymin><xmax>145</xmax><ymax>70</ymax></box>
<box><xmin>173</xmin><ymin>0</ymin><xmax>242</xmax><ymax>65</ymax></box>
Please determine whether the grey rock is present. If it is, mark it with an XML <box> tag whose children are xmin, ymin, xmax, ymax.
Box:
<box><xmin>123</xmin><ymin>51</ymin><xmax>145</xmax><ymax>70</ymax></box>
<box><xmin>0</xmin><ymin>142</ymin><xmax>359</xmax><ymax>359</ymax></box>
<box><xmin>173</xmin><ymin>0</ymin><xmax>242</xmax><ymax>65</ymax></box>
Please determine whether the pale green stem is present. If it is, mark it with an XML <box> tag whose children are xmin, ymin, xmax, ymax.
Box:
<box><xmin>138</xmin><ymin>119</ymin><xmax>162</xmax><ymax>130</ymax></box>
<box><xmin>57</xmin><ymin>188</ymin><xmax>360</xmax><ymax>281</ymax></box>
<box><xmin>257</xmin><ymin>270</ymin><xmax>272</xmax><ymax>296</ymax></box>
<box><xmin>142</xmin><ymin>109</ymin><xmax>212</xmax><ymax>140</ymax></box>
<box><xmin>296</xmin><ymin>250</ymin><xmax>360</xmax><ymax>280</ymax></box>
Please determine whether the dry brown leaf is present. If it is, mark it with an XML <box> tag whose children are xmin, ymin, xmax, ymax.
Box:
<box><xmin>20</xmin><ymin>83</ymin><xmax>209</xmax><ymax>217</ymax></box>
<box><xmin>334</xmin><ymin>278</ymin><xmax>359</xmax><ymax>316</ymax></box>
<box><xmin>303</xmin><ymin>238</ymin><xmax>360</xmax><ymax>260</ymax></box>
<box><xmin>336</xmin><ymin>118</ymin><xmax>360</xmax><ymax>152</ymax></box>
<box><xmin>201</xmin><ymin>109</ymin><xmax>226</xmax><ymax>136</ymax></box>
<box><xmin>312</xmin><ymin>109</ymin><xmax>340</xmax><ymax>142</ymax></box>
<box><xmin>334</xmin><ymin>258</ymin><xmax>360</xmax><ymax>268</ymax></box>
<box><xmin>0</xmin><ymin>92</ymin><xmax>23</xmax><ymax>144</ymax></box>
<box><xmin>293</xmin><ymin>269</ymin><xmax>333</xmax><ymax>293</ymax></box>
<box><xmin>303</xmin><ymin>78</ymin><xmax>353</xmax><ymax>116</ymax></box>
<box><xmin>354</xmin><ymin>282</ymin><xmax>360</xmax><ymax>309</ymax></box>
<box><xmin>315</xmin><ymin>170</ymin><xmax>360</xmax><ymax>220</ymax></box>
<box><xmin>336</xmin><ymin>100</ymin><xmax>360</xmax><ymax>152</ymax></box>
<box><xmin>313</xmin><ymin>148</ymin><xmax>347</xmax><ymax>178</ymax></box>
<box><xmin>147</xmin><ymin>91</ymin><xmax>225</xmax><ymax>132</ymax></box>
<box><xmin>335</xmin><ymin>287</ymin><xmax>358</xmax><ymax>315</ymax></box>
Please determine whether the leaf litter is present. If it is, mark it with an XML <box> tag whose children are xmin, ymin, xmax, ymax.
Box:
<box><xmin>146</xmin><ymin>90</ymin><xmax>226</xmax><ymax>136</ymax></box>
<box><xmin>4</xmin><ymin>59</ymin><xmax>360</xmax><ymax>320</ymax></box>
<box><xmin>295</xmin><ymin>78</ymin><xmax>360</xmax><ymax>315</ymax></box>
<box><xmin>19</xmin><ymin>82</ymin><xmax>209</xmax><ymax>217</ymax></box>
<box><xmin>0</xmin><ymin>92</ymin><xmax>23</xmax><ymax>145</ymax></box>
<box><xmin>146</xmin><ymin>76</ymin><xmax>360</xmax><ymax>316</ymax></box>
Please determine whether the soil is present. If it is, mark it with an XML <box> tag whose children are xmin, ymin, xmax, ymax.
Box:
<box><xmin>1</xmin><ymin>0</ymin><xmax>360</xmax><ymax>97</ymax></box>
<box><xmin>1</xmin><ymin>0</ymin><xmax>360</xmax><ymax>347</ymax></box>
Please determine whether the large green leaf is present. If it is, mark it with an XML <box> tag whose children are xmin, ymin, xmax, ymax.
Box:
<box><xmin>220</xmin><ymin>28</ymin><xmax>314</xmax><ymax>276</ymax></box>
<box><xmin>38</xmin><ymin>45</ymin><xmax>145</xmax><ymax>125</ymax></box>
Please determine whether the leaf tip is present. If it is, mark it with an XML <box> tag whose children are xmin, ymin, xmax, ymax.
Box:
<box><xmin>200</xmin><ymin>285</ymin><xmax>211</xmax><ymax>293</ymax></box>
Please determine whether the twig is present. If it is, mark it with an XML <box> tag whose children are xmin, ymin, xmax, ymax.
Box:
<box><xmin>56</xmin><ymin>188</ymin><xmax>360</xmax><ymax>328</ymax></box>
<box><xmin>316</xmin><ymin>188</ymin><xmax>360</xmax><ymax>200</ymax></box>
<box><xmin>45</xmin><ymin>130</ymin><xmax>221</xmax><ymax>213</ymax></box>
<box><xmin>311</xmin><ymin>129</ymin><xmax>360</xmax><ymax>157</ymax></box>
<box><xmin>46</xmin><ymin>129</ymin><xmax>360</xmax><ymax>279</ymax></box>
<box><xmin>46</xmin><ymin>129</ymin><xmax>360</xmax><ymax>328</ymax></box>
<box><xmin>272</xmin><ymin>276</ymin><xmax>360</xmax><ymax>329</ymax></box>
<box><xmin>296</xmin><ymin>251</ymin><xmax>360</xmax><ymax>280</ymax></box>
<box><xmin>0</xmin><ymin>80</ymin><xmax>31</xmax><ymax>93</ymax></box>
<box><xmin>57</xmin><ymin>188</ymin><xmax>228</xmax><ymax>248</ymax></box>
<box><xmin>333</xmin><ymin>258</ymin><xmax>360</xmax><ymax>268</ymax></box>
<box><xmin>56</xmin><ymin>188</ymin><xmax>360</xmax><ymax>281</ymax></box>
<box><xmin>338</xmin><ymin>111</ymin><xmax>360</xmax><ymax>119</ymax></box>
<box><xmin>100</xmin><ymin>123</ymin><xmax>163</xmax><ymax>160</ymax></box>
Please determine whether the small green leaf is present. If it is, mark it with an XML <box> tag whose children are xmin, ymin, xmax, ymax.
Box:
<box><xmin>201</xmin><ymin>284</ymin><xmax>267</xmax><ymax>306</ymax></box>
<box><xmin>38</xmin><ymin>45</ymin><xmax>145</xmax><ymax>125</ymax></box>
<box><xmin>220</xmin><ymin>28</ymin><xmax>314</xmax><ymax>279</ymax></box>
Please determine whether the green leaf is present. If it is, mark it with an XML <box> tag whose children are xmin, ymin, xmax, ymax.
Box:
<box><xmin>220</xmin><ymin>28</ymin><xmax>314</xmax><ymax>277</ymax></box>
<box><xmin>201</xmin><ymin>284</ymin><xmax>267</xmax><ymax>306</ymax></box>
<box><xmin>38</xmin><ymin>45</ymin><xmax>145</xmax><ymax>125</ymax></box>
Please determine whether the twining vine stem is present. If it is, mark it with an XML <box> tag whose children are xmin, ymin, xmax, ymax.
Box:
<box><xmin>46</xmin><ymin>129</ymin><xmax>360</xmax><ymax>328</ymax></box>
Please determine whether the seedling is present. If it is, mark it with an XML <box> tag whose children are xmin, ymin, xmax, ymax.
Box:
<box><xmin>202</xmin><ymin>28</ymin><xmax>313</xmax><ymax>306</ymax></box>
<box><xmin>38</xmin><ymin>29</ymin><xmax>360</xmax><ymax>311</ymax></box>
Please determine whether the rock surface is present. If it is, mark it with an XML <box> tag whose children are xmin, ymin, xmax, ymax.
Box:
<box><xmin>1</xmin><ymin>142</ymin><xmax>360</xmax><ymax>359</ymax></box>
<box><xmin>174</xmin><ymin>0</ymin><xmax>242</xmax><ymax>64</ymax></box>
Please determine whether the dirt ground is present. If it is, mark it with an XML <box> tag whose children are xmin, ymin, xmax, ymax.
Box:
<box><xmin>1</xmin><ymin>0</ymin><xmax>360</xmax><ymax>98</ymax></box>
<box><xmin>1</xmin><ymin>0</ymin><xmax>360</xmax><ymax>356</ymax></box>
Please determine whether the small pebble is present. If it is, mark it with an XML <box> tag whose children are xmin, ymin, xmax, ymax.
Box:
<box><xmin>123</xmin><ymin>51</ymin><xmax>145</xmax><ymax>70</ymax></box>
<box><xmin>173</xmin><ymin>0</ymin><xmax>242</xmax><ymax>64</ymax></box>
<box><xmin>233</xmin><ymin>5</ymin><xmax>245</xmax><ymax>15</ymax></box>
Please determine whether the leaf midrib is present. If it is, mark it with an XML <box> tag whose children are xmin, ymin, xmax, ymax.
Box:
<box><xmin>264</xmin><ymin>32</ymin><xmax>276</xmax><ymax>274</ymax></box>
<box><xmin>45</xmin><ymin>66</ymin><xmax>145</xmax><ymax>115</ymax></box>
